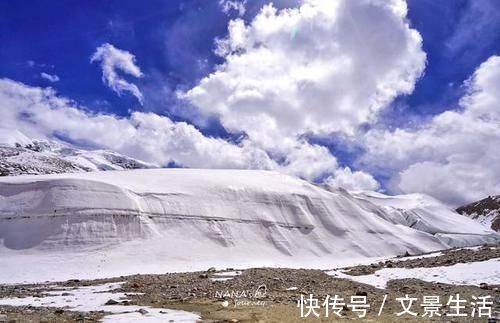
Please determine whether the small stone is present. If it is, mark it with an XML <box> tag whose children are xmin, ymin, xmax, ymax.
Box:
<box><xmin>355</xmin><ymin>291</ymin><xmax>368</xmax><ymax>297</ymax></box>
<box><xmin>479</xmin><ymin>282</ymin><xmax>489</xmax><ymax>289</ymax></box>
<box><xmin>105</xmin><ymin>299</ymin><xmax>119</xmax><ymax>305</ymax></box>
<box><xmin>54</xmin><ymin>309</ymin><xmax>64</xmax><ymax>314</ymax></box>
<box><xmin>207</xmin><ymin>267</ymin><xmax>217</xmax><ymax>273</ymax></box>
<box><xmin>199</xmin><ymin>273</ymin><xmax>209</xmax><ymax>279</ymax></box>
<box><xmin>138</xmin><ymin>308</ymin><xmax>149</xmax><ymax>315</ymax></box>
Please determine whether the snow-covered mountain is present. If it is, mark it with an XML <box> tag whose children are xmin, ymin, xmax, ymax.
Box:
<box><xmin>0</xmin><ymin>168</ymin><xmax>497</xmax><ymax>283</ymax></box>
<box><xmin>457</xmin><ymin>195</ymin><xmax>500</xmax><ymax>232</ymax></box>
<box><xmin>0</xmin><ymin>129</ymin><xmax>156</xmax><ymax>176</ymax></box>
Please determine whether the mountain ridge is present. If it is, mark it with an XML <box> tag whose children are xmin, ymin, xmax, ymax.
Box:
<box><xmin>0</xmin><ymin>129</ymin><xmax>156</xmax><ymax>176</ymax></box>
<box><xmin>457</xmin><ymin>195</ymin><xmax>500</xmax><ymax>231</ymax></box>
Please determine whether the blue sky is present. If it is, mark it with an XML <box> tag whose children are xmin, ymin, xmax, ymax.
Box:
<box><xmin>0</xmin><ymin>0</ymin><xmax>499</xmax><ymax>205</ymax></box>
<box><xmin>0</xmin><ymin>0</ymin><xmax>292</xmax><ymax>117</ymax></box>
<box><xmin>1</xmin><ymin>1</ymin><xmax>498</xmax><ymax>119</ymax></box>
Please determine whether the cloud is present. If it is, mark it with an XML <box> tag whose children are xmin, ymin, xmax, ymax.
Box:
<box><xmin>219</xmin><ymin>0</ymin><xmax>247</xmax><ymax>16</ymax></box>
<box><xmin>0</xmin><ymin>78</ymin><xmax>268</xmax><ymax>169</ymax></box>
<box><xmin>91</xmin><ymin>43</ymin><xmax>144</xmax><ymax>104</ymax></box>
<box><xmin>445</xmin><ymin>0</ymin><xmax>500</xmax><ymax>61</ymax></box>
<box><xmin>179</xmin><ymin>0</ymin><xmax>425</xmax><ymax>184</ymax></box>
<box><xmin>325</xmin><ymin>167</ymin><xmax>380</xmax><ymax>191</ymax></box>
<box><xmin>40</xmin><ymin>72</ymin><xmax>60</xmax><ymax>82</ymax></box>
<box><xmin>0</xmin><ymin>78</ymin><xmax>338</xmax><ymax>179</ymax></box>
<box><xmin>361</xmin><ymin>55</ymin><xmax>500</xmax><ymax>206</ymax></box>
<box><xmin>182</xmin><ymin>0</ymin><xmax>425</xmax><ymax>140</ymax></box>
<box><xmin>0</xmin><ymin>0</ymin><xmax>435</xmax><ymax>192</ymax></box>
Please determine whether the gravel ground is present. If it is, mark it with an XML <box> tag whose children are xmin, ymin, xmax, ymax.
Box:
<box><xmin>0</xmin><ymin>244</ymin><xmax>498</xmax><ymax>322</ymax></box>
<box><xmin>343</xmin><ymin>244</ymin><xmax>500</xmax><ymax>275</ymax></box>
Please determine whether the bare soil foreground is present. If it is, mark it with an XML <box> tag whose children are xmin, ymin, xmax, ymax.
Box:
<box><xmin>0</xmin><ymin>244</ymin><xmax>499</xmax><ymax>322</ymax></box>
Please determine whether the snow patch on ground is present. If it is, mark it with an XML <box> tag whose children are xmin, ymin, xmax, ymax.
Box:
<box><xmin>328</xmin><ymin>258</ymin><xmax>500</xmax><ymax>289</ymax></box>
<box><xmin>0</xmin><ymin>282</ymin><xmax>200</xmax><ymax>322</ymax></box>
<box><xmin>213</xmin><ymin>271</ymin><xmax>242</xmax><ymax>277</ymax></box>
<box><xmin>210</xmin><ymin>271</ymin><xmax>242</xmax><ymax>282</ymax></box>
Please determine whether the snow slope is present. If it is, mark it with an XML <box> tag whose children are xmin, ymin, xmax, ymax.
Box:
<box><xmin>349</xmin><ymin>191</ymin><xmax>497</xmax><ymax>246</ymax></box>
<box><xmin>0</xmin><ymin>169</ymin><xmax>498</xmax><ymax>283</ymax></box>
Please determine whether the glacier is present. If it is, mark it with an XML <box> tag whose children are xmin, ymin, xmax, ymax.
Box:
<box><xmin>0</xmin><ymin>168</ymin><xmax>498</xmax><ymax>283</ymax></box>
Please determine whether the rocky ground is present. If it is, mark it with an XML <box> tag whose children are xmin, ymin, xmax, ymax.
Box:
<box><xmin>0</xmin><ymin>244</ymin><xmax>499</xmax><ymax>322</ymax></box>
<box><xmin>457</xmin><ymin>195</ymin><xmax>500</xmax><ymax>232</ymax></box>
<box><xmin>343</xmin><ymin>244</ymin><xmax>500</xmax><ymax>275</ymax></box>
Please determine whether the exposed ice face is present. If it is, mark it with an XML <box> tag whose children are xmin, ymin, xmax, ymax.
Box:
<box><xmin>0</xmin><ymin>168</ymin><xmax>498</xmax><ymax>284</ymax></box>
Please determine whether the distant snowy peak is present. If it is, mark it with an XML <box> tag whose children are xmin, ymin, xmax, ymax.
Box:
<box><xmin>0</xmin><ymin>129</ymin><xmax>156</xmax><ymax>176</ymax></box>
<box><xmin>457</xmin><ymin>195</ymin><xmax>500</xmax><ymax>231</ymax></box>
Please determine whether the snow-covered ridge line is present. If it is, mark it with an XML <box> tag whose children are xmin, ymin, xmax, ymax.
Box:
<box><xmin>0</xmin><ymin>130</ymin><xmax>157</xmax><ymax>176</ymax></box>
<box><xmin>0</xmin><ymin>169</ymin><xmax>498</xmax><ymax>284</ymax></box>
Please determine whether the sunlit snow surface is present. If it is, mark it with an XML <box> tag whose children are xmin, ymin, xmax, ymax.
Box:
<box><xmin>0</xmin><ymin>169</ymin><xmax>498</xmax><ymax>283</ymax></box>
<box><xmin>0</xmin><ymin>282</ymin><xmax>200</xmax><ymax>322</ymax></box>
<box><xmin>329</xmin><ymin>258</ymin><xmax>500</xmax><ymax>289</ymax></box>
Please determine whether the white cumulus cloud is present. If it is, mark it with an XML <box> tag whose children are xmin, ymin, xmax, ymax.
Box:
<box><xmin>325</xmin><ymin>167</ymin><xmax>380</xmax><ymax>191</ymax></box>
<box><xmin>180</xmin><ymin>0</ymin><xmax>425</xmax><ymax>185</ymax></box>
<box><xmin>0</xmin><ymin>0</ymin><xmax>435</xmax><ymax>192</ymax></box>
<box><xmin>182</xmin><ymin>0</ymin><xmax>425</xmax><ymax>141</ymax></box>
<box><xmin>91</xmin><ymin>43</ymin><xmax>144</xmax><ymax>104</ymax></box>
<box><xmin>0</xmin><ymin>78</ymin><xmax>338</xmax><ymax>179</ymax></box>
<box><xmin>0</xmin><ymin>78</ymin><xmax>273</xmax><ymax>170</ymax></box>
<box><xmin>361</xmin><ymin>55</ymin><xmax>500</xmax><ymax>206</ymax></box>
